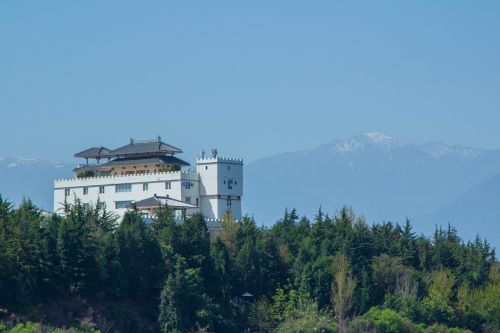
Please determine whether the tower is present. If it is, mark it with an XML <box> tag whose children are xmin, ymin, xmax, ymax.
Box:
<box><xmin>197</xmin><ymin>156</ymin><xmax>243</xmax><ymax>220</ymax></box>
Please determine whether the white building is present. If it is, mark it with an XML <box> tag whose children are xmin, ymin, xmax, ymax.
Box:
<box><xmin>53</xmin><ymin>138</ymin><xmax>243</xmax><ymax>221</ymax></box>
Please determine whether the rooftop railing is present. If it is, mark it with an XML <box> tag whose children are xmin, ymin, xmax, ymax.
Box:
<box><xmin>55</xmin><ymin>170</ymin><xmax>199</xmax><ymax>182</ymax></box>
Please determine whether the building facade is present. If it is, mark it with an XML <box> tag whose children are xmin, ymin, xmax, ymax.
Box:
<box><xmin>53</xmin><ymin>138</ymin><xmax>243</xmax><ymax>220</ymax></box>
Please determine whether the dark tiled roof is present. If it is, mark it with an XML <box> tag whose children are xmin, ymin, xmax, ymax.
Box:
<box><xmin>74</xmin><ymin>147</ymin><xmax>111</xmax><ymax>159</ymax></box>
<box><xmin>106</xmin><ymin>140</ymin><xmax>182</xmax><ymax>157</ymax></box>
<box><xmin>101</xmin><ymin>155</ymin><xmax>190</xmax><ymax>168</ymax></box>
<box><xmin>132</xmin><ymin>197</ymin><xmax>161</xmax><ymax>208</ymax></box>
<box><xmin>154</xmin><ymin>195</ymin><xmax>198</xmax><ymax>207</ymax></box>
<box><xmin>133</xmin><ymin>196</ymin><xmax>198</xmax><ymax>209</ymax></box>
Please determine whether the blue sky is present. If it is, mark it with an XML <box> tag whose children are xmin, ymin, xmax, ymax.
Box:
<box><xmin>1</xmin><ymin>1</ymin><xmax>499</xmax><ymax>163</ymax></box>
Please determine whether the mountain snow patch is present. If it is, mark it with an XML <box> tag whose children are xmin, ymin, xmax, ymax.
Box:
<box><xmin>421</xmin><ymin>142</ymin><xmax>484</xmax><ymax>159</ymax></box>
<box><xmin>364</xmin><ymin>132</ymin><xmax>394</xmax><ymax>144</ymax></box>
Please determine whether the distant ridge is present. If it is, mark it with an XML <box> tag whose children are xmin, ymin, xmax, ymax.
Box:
<box><xmin>428</xmin><ymin>172</ymin><xmax>500</xmax><ymax>240</ymax></box>
<box><xmin>244</xmin><ymin>133</ymin><xmax>500</xmax><ymax>249</ymax></box>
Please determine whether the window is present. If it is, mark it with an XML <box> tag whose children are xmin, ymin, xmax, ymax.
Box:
<box><xmin>228</xmin><ymin>166</ymin><xmax>230</xmax><ymax>170</ymax></box>
<box><xmin>195</xmin><ymin>198</ymin><xmax>199</xmax><ymax>206</ymax></box>
<box><xmin>64</xmin><ymin>188</ymin><xmax>70</xmax><ymax>197</ymax></box>
<box><xmin>186</xmin><ymin>197</ymin><xmax>191</xmax><ymax>204</ymax></box>
<box><xmin>143</xmin><ymin>183</ymin><xmax>149</xmax><ymax>191</ymax></box>
<box><xmin>99</xmin><ymin>186</ymin><xmax>105</xmax><ymax>194</ymax></box>
<box><xmin>205</xmin><ymin>166</ymin><xmax>208</xmax><ymax>170</ymax></box>
<box><xmin>115</xmin><ymin>184</ymin><xmax>132</xmax><ymax>193</ymax></box>
<box><xmin>115</xmin><ymin>201</ymin><xmax>132</xmax><ymax>209</ymax></box>
<box><xmin>228</xmin><ymin>180</ymin><xmax>233</xmax><ymax>190</ymax></box>
<box><xmin>227</xmin><ymin>198</ymin><xmax>232</xmax><ymax>207</ymax></box>
<box><xmin>165</xmin><ymin>181</ymin><xmax>171</xmax><ymax>190</ymax></box>
<box><xmin>98</xmin><ymin>202</ymin><xmax>106</xmax><ymax>209</ymax></box>
<box><xmin>184</xmin><ymin>181</ymin><xmax>192</xmax><ymax>189</ymax></box>
<box><xmin>83</xmin><ymin>187</ymin><xmax>89</xmax><ymax>195</ymax></box>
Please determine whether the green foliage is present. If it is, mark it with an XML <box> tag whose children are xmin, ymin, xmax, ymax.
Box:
<box><xmin>76</xmin><ymin>171</ymin><xmax>95</xmax><ymax>179</ymax></box>
<box><xmin>423</xmin><ymin>324</ymin><xmax>472</xmax><ymax>333</ymax></box>
<box><xmin>248</xmin><ymin>296</ymin><xmax>277</xmax><ymax>332</ymax></box>
<box><xmin>421</xmin><ymin>270</ymin><xmax>456</xmax><ymax>325</ymax></box>
<box><xmin>5</xmin><ymin>322</ymin><xmax>40</xmax><ymax>333</ymax></box>
<box><xmin>0</xmin><ymin>322</ymin><xmax>100</xmax><ymax>333</ymax></box>
<box><xmin>331</xmin><ymin>254</ymin><xmax>356</xmax><ymax>328</ymax></box>
<box><xmin>115</xmin><ymin>211</ymin><xmax>163</xmax><ymax>302</ymax></box>
<box><xmin>0</xmin><ymin>196</ymin><xmax>498</xmax><ymax>333</ymax></box>
<box><xmin>350</xmin><ymin>308</ymin><xmax>473</xmax><ymax>333</ymax></box>
<box><xmin>275</xmin><ymin>299</ymin><xmax>336</xmax><ymax>333</ymax></box>
<box><xmin>457</xmin><ymin>263</ymin><xmax>500</xmax><ymax>331</ymax></box>
<box><xmin>158</xmin><ymin>257</ymin><xmax>214</xmax><ymax>333</ymax></box>
<box><xmin>349</xmin><ymin>307</ymin><xmax>424</xmax><ymax>333</ymax></box>
<box><xmin>57</xmin><ymin>201</ymin><xmax>99</xmax><ymax>295</ymax></box>
<box><xmin>159</xmin><ymin>164</ymin><xmax>181</xmax><ymax>172</ymax></box>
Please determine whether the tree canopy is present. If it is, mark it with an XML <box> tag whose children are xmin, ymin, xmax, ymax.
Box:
<box><xmin>0</xmin><ymin>196</ymin><xmax>498</xmax><ymax>333</ymax></box>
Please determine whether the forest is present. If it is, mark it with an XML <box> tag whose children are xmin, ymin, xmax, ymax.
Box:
<box><xmin>0</xmin><ymin>195</ymin><xmax>499</xmax><ymax>333</ymax></box>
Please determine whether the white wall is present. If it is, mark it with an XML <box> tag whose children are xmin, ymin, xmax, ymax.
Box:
<box><xmin>196</xmin><ymin>157</ymin><xmax>243</xmax><ymax>219</ymax></box>
<box><xmin>54</xmin><ymin>171</ymin><xmax>199</xmax><ymax>217</ymax></box>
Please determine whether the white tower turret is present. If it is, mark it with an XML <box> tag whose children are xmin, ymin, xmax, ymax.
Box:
<box><xmin>197</xmin><ymin>155</ymin><xmax>243</xmax><ymax>220</ymax></box>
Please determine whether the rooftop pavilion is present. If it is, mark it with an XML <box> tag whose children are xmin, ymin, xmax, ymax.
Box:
<box><xmin>73</xmin><ymin>137</ymin><xmax>190</xmax><ymax>178</ymax></box>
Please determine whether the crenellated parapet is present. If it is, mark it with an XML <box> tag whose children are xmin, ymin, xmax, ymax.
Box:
<box><xmin>196</xmin><ymin>157</ymin><xmax>244</xmax><ymax>164</ymax></box>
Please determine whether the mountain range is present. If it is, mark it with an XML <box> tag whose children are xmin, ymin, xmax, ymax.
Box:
<box><xmin>1</xmin><ymin>133</ymin><xmax>499</xmax><ymax>249</ymax></box>
<box><xmin>244</xmin><ymin>133</ymin><xmax>500</xmax><ymax>249</ymax></box>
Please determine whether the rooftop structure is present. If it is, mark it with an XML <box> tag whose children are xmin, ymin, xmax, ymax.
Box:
<box><xmin>74</xmin><ymin>146</ymin><xmax>111</xmax><ymax>159</ymax></box>
<box><xmin>54</xmin><ymin>138</ymin><xmax>243</xmax><ymax>223</ymax></box>
<box><xmin>73</xmin><ymin>137</ymin><xmax>190</xmax><ymax>178</ymax></box>
<box><xmin>103</xmin><ymin>137</ymin><xmax>183</xmax><ymax>157</ymax></box>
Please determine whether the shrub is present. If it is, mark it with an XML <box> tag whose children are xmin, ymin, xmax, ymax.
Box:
<box><xmin>349</xmin><ymin>307</ymin><xmax>423</xmax><ymax>333</ymax></box>
<box><xmin>275</xmin><ymin>300</ymin><xmax>336</xmax><ymax>333</ymax></box>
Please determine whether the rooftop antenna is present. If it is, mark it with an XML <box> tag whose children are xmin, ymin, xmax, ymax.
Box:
<box><xmin>212</xmin><ymin>148</ymin><xmax>218</xmax><ymax>158</ymax></box>
<box><xmin>130</xmin><ymin>137</ymin><xmax>135</xmax><ymax>144</ymax></box>
<box><xmin>157</xmin><ymin>134</ymin><xmax>161</xmax><ymax>142</ymax></box>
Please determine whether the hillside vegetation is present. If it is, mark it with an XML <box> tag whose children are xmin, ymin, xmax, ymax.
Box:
<box><xmin>0</xmin><ymin>196</ymin><xmax>499</xmax><ymax>332</ymax></box>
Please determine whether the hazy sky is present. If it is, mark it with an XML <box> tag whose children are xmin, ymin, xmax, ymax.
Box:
<box><xmin>1</xmin><ymin>1</ymin><xmax>499</xmax><ymax>164</ymax></box>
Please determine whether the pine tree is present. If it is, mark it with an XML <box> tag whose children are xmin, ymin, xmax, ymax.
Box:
<box><xmin>116</xmin><ymin>211</ymin><xmax>163</xmax><ymax>302</ymax></box>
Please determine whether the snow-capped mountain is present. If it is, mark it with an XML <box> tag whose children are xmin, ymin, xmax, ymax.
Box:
<box><xmin>420</xmin><ymin>142</ymin><xmax>485</xmax><ymax>159</ymax></box>
<box><xmin>244</xmin><ymin>133</ymin><xmax>500</xmax><ymax>248</ymax></box>
<box><xmin>330</xmin><ymin>132</ymin><xmax>404</xmax><ymax>153</ymax></box>
<box><xmin>327</xmin><ymin>132</ymin><xmax>485</xmax><ymax>159</ymax></box>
